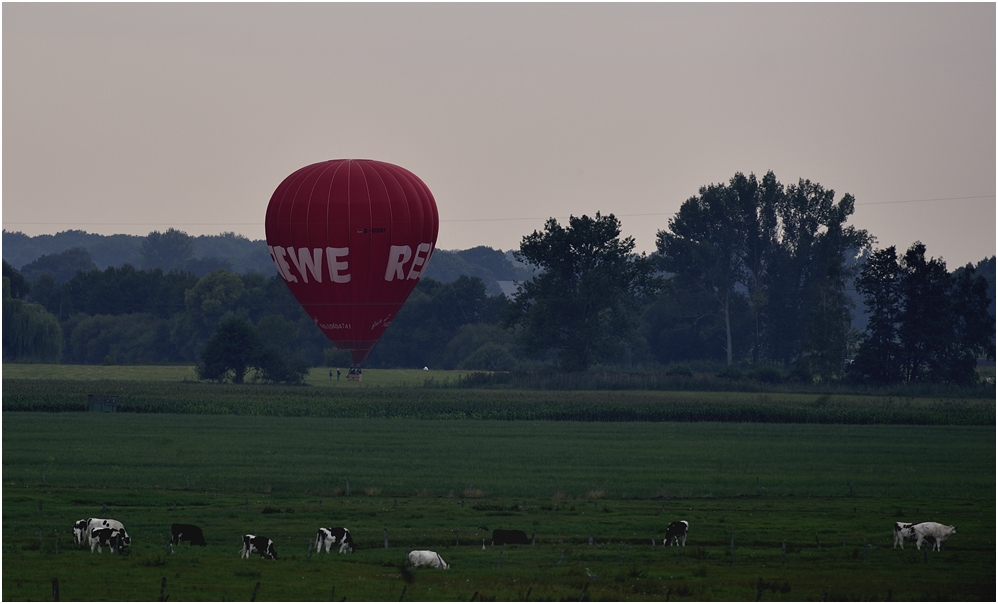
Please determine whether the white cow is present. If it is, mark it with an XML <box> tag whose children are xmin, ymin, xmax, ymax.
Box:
<box><xmin>408</xmin><ymin>550</ymin><xmax>449</xmax><ymax>569</ymax></box>
<box><xmin>893</xmin><ymin>522</ymin><xmax>917</xmax><ymax>549</ymax></box>
<box><xmin>913</xmin><ymin>522</ymin><xmax>956</xmax><ymax>551</ymax></box>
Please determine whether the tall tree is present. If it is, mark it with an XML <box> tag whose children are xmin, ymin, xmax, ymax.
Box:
<box><xmin>3</xmin><ymin>277</ymin><xmax>63</xmax><ymax>362</ymax></box>
<box><xmin>3</xmin><ymin>260</ymin><xmax>31</xmax><ymax>299</ymax></box>
<box><xmin>656</xmin><ymin>172</ymin><xmax>779</xmax><ymax>365</ymax></box>
<box><xmin>141</xmin><ymin>228</ymin><xmax>194</xmax><ymax>272</ymax></box>
<box><xmin>509</xmin><ymin>212</ymin><xmax>661</xmax><ymax>371</ymax></box>
<box><xmin>765</xmin><ymin>180</ymin><xmax>869</xmax><ymax>367</ymax></box>
<box><xmin>852</xmin><ymin>242</ymin><xmax>994</xmax><ymax>384</ymax></box>
<box><xmin>196</xmin><ymin>316</ymin><xmax>263</xmax><ymax>383</ymax></box>
<box><xmin>851</xmin><ymin>246</ymin><xmax>903</xmax><ymax>383</ymax></box>
<box><xmin>657</xmin><ymin>181</ymin><xmax>745</xmax><ymax>365</ymax></box>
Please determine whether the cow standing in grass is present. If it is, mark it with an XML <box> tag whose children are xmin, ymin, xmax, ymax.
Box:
<box><xmin>172</xmin><ymin>523</ymin><xmax>207</xmax><ymax>547</ymax></box>
<box><xmin>90</xmin><ymin>528</ymin><xmax>128</xmax><ymax>554</ymax></box>
<box><xmin>408</xmin><ymin>550</ymin><xmax>449</xmax><ymax>569</ymax></box>
<box><xmin>315</xmin><ymin>527</ymin><xmax>354</xmax><ymax>553</ymax></box>
<box><xmin>914</xmin><ymin>522</ymin><xmax>956</xmax><ymax>551</ymax></box>
<box><xmin>75</xmin><ymin>518</ymin><xmax>128</xmax><ymax>549</ymax></box>
<box><xmin>893</xmin><ymin>522</ymin><xmax>918</xmax><ymax>549</ymax></box>
<box><xmin>664</xmin><ymin>520</ymin><xmax>689</xmax><ymax>546</ymax></box>
<box><xmin>240</xmin><ymin>534</ymin><xmax>278</xmax><ymax>560</ymax></box>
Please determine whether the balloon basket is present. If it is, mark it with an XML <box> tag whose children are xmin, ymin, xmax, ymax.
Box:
<box><xmin>347</xmin><ymin>366</ymin><xmax>363</xmax><ymax>382</ymax></box>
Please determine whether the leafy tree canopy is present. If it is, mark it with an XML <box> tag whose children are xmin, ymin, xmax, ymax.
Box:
<box><xmin>509</xmin><ymin>212</ymin><xmax>662</xmax><ymax>372</ymax></box>
<box><xmin>196</xmin><ymin>316</ymin><xmax>308</xmax><ymax>384</ymax></box>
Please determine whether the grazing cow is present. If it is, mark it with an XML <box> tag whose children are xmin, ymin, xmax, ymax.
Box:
<box><xmin>240</xmin><ymin>534</ymin><xmax>278</xmax><ymax>560</ymax></box>
<box><xmin>90</xmin><ymin>527</ymin><xmax>127</xmax><ymax>554</ymax></box>
<box><xmin>314</xmin><ymin>527</ymin><xmax>355</xmax><ymax>554</ymax></box>
<box><xmin>913</xmin><ymin>522</ymin><xmax>956</xmax><ymax>551</ymax></box>
<box><xmin>893</xmin><ymin>522</ymin><xmax>918</xmax><ymax>549</ymax></box>
<box><xmin>664</xmin><ymin>520</ymin><xmax>689</xmax><ymax>547</ymax></box>
<box><xmin>77</xmin><ymin>518</ymin><xmax>129</xmax><ymax>549</ymax></box>
<box><xmin>72</xmin><ymin>519</ymin><xmax>90</xmax><ymax>546</ymax></box>
<box><xmin>172</xmin><ymin>523</ymin><xmax>207</xmax><ymax>547</ymax></box>
<box><xmin>492</xmin><ymin>528</ymin><xmax>531</xmax><ymax>546</ymax></box>
<box><xmin>407</xmin><ymin>550</ymin><xmax>449</xmax><ymax>569</ymax></box>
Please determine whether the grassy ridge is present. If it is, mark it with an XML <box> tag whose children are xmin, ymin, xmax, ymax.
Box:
<box><xmin>4</xmin><ymin>377</ymin><xmax>994</xmax><ymax>424</ymax></box>
<box><xmin>5</xmin><ymin>364</ymin><xmax>992</xmax><ymax>424</ymax></box>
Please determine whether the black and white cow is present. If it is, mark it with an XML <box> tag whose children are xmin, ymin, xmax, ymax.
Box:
<box><xmin>314</xmin><ymin>527</ymin><xmax>354</xmax><ymax>553</ymax></box>
<box><xmin>72</xmin><ymin>519</ymin><xmax>90</xmax><ymax>546</ymax></box>
<box><xmin>240</xmin><ymin>534</ymin><xmax>278</xmax><ymax>560</ymax></box>
<box><xmin>893</xmin><ymin>522</ymin><xmax>918</xmax><ymax>549</ymax></box>
<box><xmin>75</xmin><ymin>518</ymin><xmax>127</xmax><ymax>549</ymax></box>
<box><xmin>90</xmin><ymin>527</ymin><xmax>128</xmax><ymax>554</ymax></box>
<box><xmin>172</xmin><ymin>523</ymin><xmax>207</xmax><ymax>546</ymax></box>
<box><xmin>664</xmin><ymin>520</ymin><xmax>689</xmax><ymax>547</ymax></box>
<box><xmin>913</xmin><ymin>522</ymin><xmax>956</xmax><ymax>551</ymax></box>
<box><xmin>492</xmin><ymin>528</ymin><xmax>531</xmax><ymax>546</ymax></box>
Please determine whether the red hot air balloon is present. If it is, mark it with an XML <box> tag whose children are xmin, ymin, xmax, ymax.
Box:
<box><xmin>265</xmin><ymin>159</ymin><xmax>439</xmax><ymax>372</ymax></box>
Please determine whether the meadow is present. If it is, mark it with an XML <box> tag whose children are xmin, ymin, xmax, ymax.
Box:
<box><xmin>2</xmin><ymin>365</ymin><xmax>995</xmax><ymax>600</ymax></box>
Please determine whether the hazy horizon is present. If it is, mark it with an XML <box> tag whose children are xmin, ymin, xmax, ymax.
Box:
<box><xmin>3</xmin><ymin>4</ymin><xmax>994</xmax><ymax>266</ymax></box>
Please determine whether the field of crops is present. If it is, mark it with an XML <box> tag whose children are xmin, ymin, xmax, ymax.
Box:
<box><xmin>4</xmin><ymin>371</ymin><xmax>994</xmax><ymax>425</ymax></box>
<box><xmin>2</xmin><ymin>365</ymin><xmax>995</xmax><ymax>600</ymax></box>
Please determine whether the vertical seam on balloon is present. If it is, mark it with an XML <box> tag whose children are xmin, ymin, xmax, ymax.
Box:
<box><xmin>369</xmin><ymin>162</ymin><xmax>390</xmax><ymax>328</ymax></box>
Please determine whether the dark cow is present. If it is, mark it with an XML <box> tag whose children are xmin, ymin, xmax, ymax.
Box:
<box><xmin>664</xmin><ymin>520</ymin><xmax>689</xmax><ymax>547</ymax></box>
<box><xmin>90</xmin><ymin>527</ymin><xmax>127</xmax><ymax>554</ymax></box>
<box><xmin>315</xmin><ymin>527</ymin><xmax>354</xmax><ymax>553</ymax></box>
<box><xmin>172</xmin><ymin>523</ymin><xmax>207</xmax><ymax>546</ymax></box>
<box><xmin>240</xmin><ymin>534</ymin><xmax>278</xmax><ymax>560</ymax></box>
<box><xmin>492</xmin><ymin>529</ymin><xmax>531</xmax><ymax>546</ymax></box>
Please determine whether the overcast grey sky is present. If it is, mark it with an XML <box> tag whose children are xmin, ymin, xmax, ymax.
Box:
<box><xmin>3</xmin><ymin>3</ymin><xmax>995</xmax><ymax>267</ymax></box>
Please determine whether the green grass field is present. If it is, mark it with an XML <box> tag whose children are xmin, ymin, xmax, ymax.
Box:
<box><xmin>3</xmin><ymin>414</ymin><xmax>995</xmax><ymax>600</ymax></box>
<box><xmin>2</xmin><ymin>365</ymin><xmax>995</xmax><ymax>600</ymax></box>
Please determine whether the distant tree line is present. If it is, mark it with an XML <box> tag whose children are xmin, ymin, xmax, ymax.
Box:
<box><xmin>3</xmin><ymin>171</ymin><xmax>994</xmax><ymax>385</ymax></box>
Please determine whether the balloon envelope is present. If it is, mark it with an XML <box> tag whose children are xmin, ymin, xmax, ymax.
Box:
<box><xmin>265</xmin><ymin>159</ymin><xmax>439</xmax><ymax>365</ymax></box>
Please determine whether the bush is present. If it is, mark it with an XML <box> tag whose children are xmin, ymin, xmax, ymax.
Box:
<box><xmin>665</xmin><ymin>364</ymin><xmax>694</xmax><ymax>377</ymax></box>
<box><xmin>717</xmin><ymin>367</ymin><xmax>743</xmax><ymax>380</ymax></box>
<box><xmin>749</xmin><ymin>366</ymin><xmax>784</xmax><ymax>384</ymax></box>
<box><xmin>459</xmin><ymin>343</ymin><xmax>517</xmax><ymax>371</ymax></box>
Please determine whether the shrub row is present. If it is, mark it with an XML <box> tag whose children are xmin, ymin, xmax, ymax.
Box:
<box><xmin>449</xmin><ymin>369</ymin><xmax>995</xmax><ymax>399</ymax></box>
